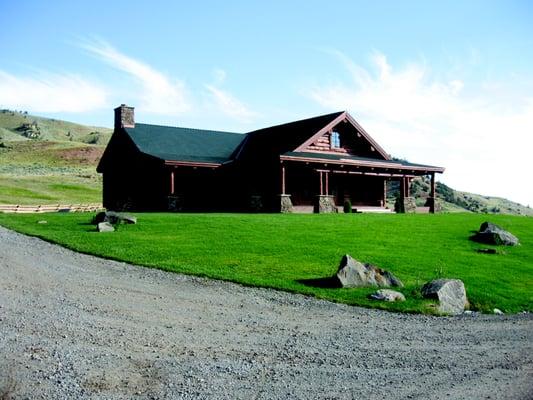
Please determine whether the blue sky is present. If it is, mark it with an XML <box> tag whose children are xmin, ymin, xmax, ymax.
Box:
<box><xmin>1</xmin><ymin>1</ymin><xmax>533</xmax><ymax>206</ymax></box>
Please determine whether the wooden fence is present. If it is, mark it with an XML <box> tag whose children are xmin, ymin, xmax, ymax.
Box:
<box><xmin>0</xmin><ymin>204</ymin><xmax>103</xmax><ymax>214</ymax></box>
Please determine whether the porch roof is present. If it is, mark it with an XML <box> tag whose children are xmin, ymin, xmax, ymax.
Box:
<box><xmin>281</xmin><ymin>151</ymin><xmax>445</xmax><ymax>173</ymax></box>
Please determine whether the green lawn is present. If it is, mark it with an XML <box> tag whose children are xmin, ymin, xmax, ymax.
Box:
<box><xmin>0</xmin><ymin>175</ymin><xmax>101</xmax><ymax>205</ymax></box>
<box><xmin>0</xmin><ymin>212</ymin><xmax>531</xmax><ymax>314</ymax></box>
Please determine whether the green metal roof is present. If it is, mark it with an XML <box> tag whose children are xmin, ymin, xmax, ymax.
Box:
<box><xmin>119</xmin><ymin>115</ymin><xmax>443</xmax><ymax>173</ymax></box>
<box><xmin>125</xmin><ymin>123</ymin><xmax>245</xmax><ymax>164</ymax></box>
<box><xmin>232</xmin><ymin>111</ymin><xmax>345</xmax><ymax>161</ymax></box>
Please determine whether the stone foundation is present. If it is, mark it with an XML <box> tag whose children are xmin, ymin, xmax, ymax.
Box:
<box><xmin>395</xmin><ymin>196</ymin><xmax>417</xmax><ymax>213</ymax></box>
<box><xmin>167</xmin><ymin>195</ymin><xmax>183</xmax><ymax>212</ymax></box>
<box><xmin>424</xmin><ymin>196</ymin><xmax>441</xmax><ymax>213</ymax></box>
<box><xmin>403</xmin><ymin>197</ymin><xmax>417</xmax><ymax>213</ymax></box>
<box><xmin>249</xmin><ymin>195</ymin><xmax>263</xmax><ymax>212</ymax></box>
<box><xmin>316</xmin><ymin>195</ymin><xmax>337</xmax><ymax>213</ymax></box>
<box><xmin>279</xmin><ymin>194</ymin><xmax>293</xmax><ymax>213</ymax></box>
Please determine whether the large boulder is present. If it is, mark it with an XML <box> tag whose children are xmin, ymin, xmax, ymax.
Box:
<box><xmin>369</xmin><ymin>289</ymin><xmax>406</xmax><ymax>302</ymax></box>
<box><xmin>93</xmin><ymin>211</ymin><xmax>137</xmax><ymax>225</ymax></box>
<box><xmin>421</xmin><ymin>279</ymin><xmax>468</xmax><ymax>315</ymax></box>
<box><xmin>97</xmin><ymin>222</ymin><xmax>115</xmax><ymax>232</ymax></box>
<box><xmin>92</xmin><ymin>211</ymin><xmax>107</xmax><ymax>224</ymax></box>
<box><xmin>472</xmin><ymin>222</ymin><xmax>519</xmax><ymax>246</ymax></box>
<box><xmin>105</xmin><ymin>211</ymin><xmax>137</xmax><ymax>225</ymax></box>
<box><xmin>335</xmin><ymin>255</ymin><xmax>403</xmax><ymax>288</ymax></box>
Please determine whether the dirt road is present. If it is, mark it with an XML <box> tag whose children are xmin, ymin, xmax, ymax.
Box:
<box><xmin>0</xmin><ymin>226</ymin><xmax>532</xmax><ymax>399</ymax></box>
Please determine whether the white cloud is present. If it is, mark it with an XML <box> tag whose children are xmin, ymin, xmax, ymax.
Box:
<box><xmin>204</xmin><ymin>70</ymin><xmax>258</xmax><ymax>123</ymax></box>
<box><xmin>82</xmin><ymin>40</ymin><xmax>191</xmax><ymax>115</ymax></box>
<box><xmin>307</xmin><ymin>51</ymin><xmax>533</xmax><ymax>207</ymax></box>
<box><xmin>82</xmin><ymin>42</ymin><xmax>256</xmax><ymax>123</ymax></box>
<box><xmin>212</xmin><ymin>68</ymin><xmax>227</xmax><ymax>85</ymax></box>
<box><xmin>0</xmin><ymin>70</ymin><xmax>107</xmax><ymax>113</ymax></box>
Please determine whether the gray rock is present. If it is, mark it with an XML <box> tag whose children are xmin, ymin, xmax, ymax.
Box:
<box><xmin>473</xmin><ymin>222</ymin><xmax>519</xmax><ymax>246</ymax></box>
<box><xmin>369</xmin><ymin>289</ymin><xmax>406</xmax><ymax>302</ymax></box>
<box><xmin>421</xmin><ymin>279</ymin><xmax>468</xmax><ymax>315</ymax></box>
<box><xmin>97</xmin><ymin>222</ymin><xmax>115</xmax><ymax>232</ymax></box>
<box><xmin>104</xmin><ymin>211</ymin><xmax>137</xmax><ymax>225</ymax></box>
<box><xmin>92</xmin><ymin>211</ymin><xmax>107</xmax><ymax>225</ymax></box>
<box><xmin>336</xmin><ymin>255</ymin><xmax>403</xmax><ymax>288</ymax></box>
<box><xmin>493</xmin><ymin>308</ymin><xmax>504</xmax><ymax>315</ymax></box>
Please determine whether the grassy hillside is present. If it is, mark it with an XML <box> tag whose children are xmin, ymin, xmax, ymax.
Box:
<box><xmin>434</xmin><ymin>180</ymin><xmax>533</xmax><ymax>216</ymax></box>
<box><xmin>0</xmin><ymin>110</ymin><xmax>107</xmax><ymax>205</ymax></box>
<box><xmin>0</xmin><ymin>141</ymin><xmax>103</xmax><ymax>204</ymax></box>
<box><xmin>387</xmin><ymin>176</ymin><xmax>533</xmax><ymax>216</ymax></box>
<box><xmin>0</xmin><ymin>212</ymin><xmax>531</xmax><ymax>314</ymax></box>
<box><xmin>0</xmin><ymin>109</ymin><xmax>112</xmax><ymax>144</ymax></box>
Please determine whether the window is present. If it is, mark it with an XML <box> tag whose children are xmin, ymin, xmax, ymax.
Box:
<box><xmin>330</xmin><ymin>131</ymin><xmax>340</xmax><ymax>148</ymax></box>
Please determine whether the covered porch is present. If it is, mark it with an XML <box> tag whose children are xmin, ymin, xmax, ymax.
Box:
<box><xmin>278</xmin><ymin>154</ymin><xmax>444</xmax><ymax>214</ymax></box>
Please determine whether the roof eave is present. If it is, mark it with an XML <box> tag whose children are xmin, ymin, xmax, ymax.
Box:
<box><xmin>293</xmin><ymin>112</ymin><xmax>348</xmax><ymax>152</ymax></box>
<box><xmin>164</xmin><ymin>160</ymin><xmax>222</xmax><ymax>168</ymax></box>
<box><xmin>293</xmin><ymin>111</ymin><xmax>391</xmax><ymax>160</ymax></box>
<box><xmin>344</xmin><ymin>112</ymin><xmax>391</xmax><ymax>160</ymax></box>
<box><xmin>280</xmin><ymin>154</ymin><xmax>444</xmax><ymax>173</ymax></box>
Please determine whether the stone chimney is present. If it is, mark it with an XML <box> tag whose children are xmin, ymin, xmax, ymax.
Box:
<box><xmin>114</xmin><ymin>104</ymin><xmax>135</xmax><ymax>129</ymax></box>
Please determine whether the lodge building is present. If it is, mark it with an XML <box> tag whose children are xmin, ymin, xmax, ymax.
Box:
<box><xmin>97</xmin><ymin>105</ymin><xmax>444</xmax><ymax>213</ymax></box>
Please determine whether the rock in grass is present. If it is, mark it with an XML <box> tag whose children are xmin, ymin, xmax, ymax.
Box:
<box><xmin>92</xmin><ymin>211</ymin><xmax>107</xmax><ymax>224</ymax></box>
<box><xmin>493</xmin><ymin>308</ymin><xmax>504</xmax><ymax>315</ymax></box>
<box><xmin>92</xmin><ymin>211</ymin><xmax>137</xmax><ymax>225</ymax></box>
<box><xmin>105</xmin><ymin>211</ymin><xmax>137</xmax><ymax>225</ymax></box>
<box><xmin>97</xmin><ymin>222</ymin><xmax>115</xmax><ymax>232</ymax></box>
<box><xmin>421</xmin><ymin>279</ymin><xmax>468</xmax><ymax>315</ymax></box>
<box><xmin>369</xmin><ymin>289</ymin><xmax>406</xmax><ymax>302</ymax></box>
<box><xmin>336</xmin><ymin>254</ymin><xmax>403</xmax><ymax>288</ymax></box>
<box><xmin>37</xmin><ymin>220</ymin><xmax>47</xmax><ymax>224</ymax></box>
<box><xmin>472</xmin><ymin>222</ymin><xmax>519</xmax><ymax>246</ymax></box>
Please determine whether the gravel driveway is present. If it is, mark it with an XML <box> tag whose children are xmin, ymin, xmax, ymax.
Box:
<box><xmin>0</xmin><ymin>226</ymin><xmax>532</xmax><ymax>399</ymax></box>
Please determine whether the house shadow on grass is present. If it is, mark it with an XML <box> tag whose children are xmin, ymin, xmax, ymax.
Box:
<box><xmin>78</xmin><ymin>222</ymin><xmax>94</xmax><ymax>226</ymax></box>
<box><xmin>297</xmin><ymin>276</ymin><xmax>341</xmax><ymax>289</ymax></box>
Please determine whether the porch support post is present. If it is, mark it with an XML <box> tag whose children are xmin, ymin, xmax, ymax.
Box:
<box><xmin>429</xmin><ymin>172</ymin><xmax>436</xmax><ymax>213</ymax></box>
<box><xmin>279</xmin><ymin>161</ymin><xmax>293</xmax><ymax>213</ymax></box>
<box><xmin>281</xmin><ymin>163</ymin><xmax>286</xmax><ymax>195</ymax></box>
<box><xmin>167</xmin><ymin>168</ymin><xmax>181</xmax><ymax>212</ymax></box>
<box><xmin>316</xmin><ymin>169</ymin><xmax>336</xmax><ymax>213</ymax></box>
<box><xmin>170</xmin><ymin>169</ymin><xmax>175</xmax><ymax>195</ymax></box>
<box><xmin>383</xmin><ymin>179</ymin><xmax>387</xmax><ymax>208</ymax></box>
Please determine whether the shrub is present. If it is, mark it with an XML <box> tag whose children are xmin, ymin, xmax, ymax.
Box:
<box><xmin>343</xmin><ymin>199</ymin><xmax>352</xmax><ymax>213</ymax></box>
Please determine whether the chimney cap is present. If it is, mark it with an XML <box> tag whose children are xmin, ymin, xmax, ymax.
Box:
<box><xmin>115</xmin><ymin>103</ymin><xmax>133</xmax><ymax>110</ymax></box>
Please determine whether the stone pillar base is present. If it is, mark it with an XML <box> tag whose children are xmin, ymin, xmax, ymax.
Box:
<box><xmin>425</xmin><ymin>197</ymin><xmax>440</xmax><ymax>213</ymax></box>
<box><xmin>249</xmin><ymin>195</ymin><xmax>263</xmax><ymax>212</ymax></box>
<box><xmin>279</xmin><ymin>194</ymin><xmax>293</xmax><ymax>213</ymax></box>
<box><xmin>315</xmin><ymin>195</ymin><xmax>337</xmax><ymax>213</ymax></box>
<box><xmin>168</xmin><ymin>195</ymin><xmax>183</xmax><ymax>212</ymax></box>
<box><xmin>395</xmin><ymin>196</ymin><xmax>417</xmax><ymax>213</ymax></box>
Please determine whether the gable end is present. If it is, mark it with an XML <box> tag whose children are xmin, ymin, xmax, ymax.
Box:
<box><xmin>295</xmin><ymin>112</ymin><xmax>390</xmax><ymax>160</ymax></box>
